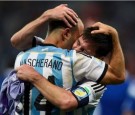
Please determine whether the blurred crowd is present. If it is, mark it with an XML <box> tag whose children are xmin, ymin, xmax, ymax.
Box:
<box><xmin>0</xmin><ymin>1</ymin><xmax>135</xmax><ymax>115</ymax></box>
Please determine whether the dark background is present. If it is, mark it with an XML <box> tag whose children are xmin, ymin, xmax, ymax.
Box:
<box><xmin>0</xmin><ymin>1</ymin><xmax>135</xmax><ymax>115</ymax></box>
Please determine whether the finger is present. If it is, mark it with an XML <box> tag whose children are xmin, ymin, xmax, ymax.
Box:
<box><xmin>91</xmin><ymin>22</ymin><xmax>104</xmax><ymax>29</ymax></box>
<box><xmin>68</xmin><ymin>8</ymin><xmax>78</xmax><ymax>18</ymax></box>
<box><xmin>61</xmin><ymin>4</ymin><xmax>68</xmax><ymax>7</ymax></box>
<box><xmin>66</xmin><ymin>10</ymin><xmax>78</xmax><ymax>23</ymax></box>
<box><xmin>63</xmin><ymin>17</ymin><xmax>72</xmax><ymax>28</ymax></box>
<box><xmin>65</xmin><ymin>13</ymin><xmax>77</xmax><ymax>26</ymax></box>
<box><xmin>91</xmin><ymin>24</ymin><xmax>99</xmax><ymax>28</ymax></box>
<box><xmin>91</xmin><ymin>29</ymin><xmax>104</xmax><ymax>34</ymax></box>
<box><xmin>91</xmin><ymin>22</ymin><xmax>100</xmax><ymax>27</ymax></box>
<box><xmin>91</xmin><ymin>29</ymin><xmax>109</xmax><ymax>35</ymax></box>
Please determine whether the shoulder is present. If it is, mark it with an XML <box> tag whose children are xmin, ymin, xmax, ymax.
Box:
<box><xmin>77</xmin><ymin>52</ymin><xmax>92</xmax><ymax>58</ymax></box>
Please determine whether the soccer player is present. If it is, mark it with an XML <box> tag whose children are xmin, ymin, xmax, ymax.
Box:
<box><xmin>14</xmin><ymin>25</ymin><xmax>113</xmax><ymax>115</ymax></box>
<box><xmin>11</xmin><ymin>4</ymin><xmax>125</xmax><ymax>115</ymax></box>
<box><xmin>11</xmin><ymin>4</ymin><xmax>125</xmax><ymax>84</ymax></box>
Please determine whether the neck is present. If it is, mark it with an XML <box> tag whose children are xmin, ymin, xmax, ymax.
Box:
<box><xmin>43</xmin><ymin>29</ymin><xmax>73</xmax><ymax>50</ymax></box>
<box><xmin>43</xmin><ymin>30</ymin><xmax>62</xmax><ymax>48</ymax></box>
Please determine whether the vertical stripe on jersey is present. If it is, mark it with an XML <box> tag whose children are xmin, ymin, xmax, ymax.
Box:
<box><xmin>36</xmin><ymin>53</ymin><xmax>50</xmax><ymax>115</ymax></box>
<box><xmin>34</xmin><ymin>53</ymin><xmax>46</xmax><ymax>115</ymax></box>
<box><xmin>31</xmin><ymin>87</ymin><xmax>40</xmax><ymax>115</ymax></box>
<box><xmin>70</xmin><ymin>50</ymin><xmax>76</xmax><ymax>86</ymax></box>
<box><xmin>34</xmin><ymin>53</ymin><xmax>45</xmax><ymax>77</ymax></box>
<box><xmin>26</xmin><ymin>53</ymin><xmax>40</xmax><ymax>115</ymax></box>
<box><xmin>46</xmin><ymin>53</ymin><xmax>60</xmax><ymax>115</ymax></box>
<box><xmin>61</xmin><ymin>54</ymin><xmax>72</xmax><ymax>89</ymax></box>
<box><xmin>42</xmin><ymin>53</ymin><xmax>53</xmax><ymax>79</ymax></box>
<box><xmin>29</xmin><ymin>90</ymin><xmax>32</xmax><ymax>115</ymax></box>
<box><xmin>52</xmin><ymin>53</ymin><xmax>63</xmax><ymax>87</ymax></box>
<box><xmin>14</xmin><ymin>53</ymin><xmax>24</xmax><ymax>68</ymax></box>
<box><xmin>19</xmin><ymin>53</ymin><xmax>31</xmax><ymax>115</ymax></box>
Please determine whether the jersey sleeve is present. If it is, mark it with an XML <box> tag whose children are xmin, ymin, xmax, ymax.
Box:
<box><xmin>70</xmin><ymin>80</ymin><xmax>106</xmax><ymax>108</ymax></box>
<box><xmin>73</xmin><ymin>52</ymin><xmax>108</xmax><ymax>83</ymax></box>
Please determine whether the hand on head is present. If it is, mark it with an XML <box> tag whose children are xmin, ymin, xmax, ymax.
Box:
<box><xmin>43</xmin><ymin>4</ymin><xmax>78</xmax><ymax>28</ymax></box>
<box><xmin>91</xmin><ymin>22</ymin><xmax>114</xmax><ymax>35</ymax></box>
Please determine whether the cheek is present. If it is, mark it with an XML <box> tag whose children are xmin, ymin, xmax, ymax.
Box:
<box><xmin>83</xmin><ymin>45</ymin><xmax>92</xmax><ymax>55</ymax></box>
<box><xmin>72</xmin><ymin>42</ymin><xmax>77</xmax><ymax>49</ymax></box>
<box><xmin>73</xmin><ymin>44</ymin><xmax>83</xmax><ymax>52</ymax></box>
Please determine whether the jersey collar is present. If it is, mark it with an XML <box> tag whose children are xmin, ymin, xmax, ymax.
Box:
<box><xmin>39</xmin><ymin>43</ymin><xmax>57</xmax><ymax>47</ymax></box>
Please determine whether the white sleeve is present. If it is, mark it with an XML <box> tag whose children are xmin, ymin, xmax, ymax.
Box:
<box><xmin>70</xmin><ymin>80</ymin><xmax>106</xmax><ymax>108</ymax></box>
<box><xmin>78</xmin><ymin>81</ymin><xmax>106</xmax><ymax>107</ymax></box>
<box><xmin>73</xmin><ymin>52</ymin><xmax>108</xmax><ymax>82</ymax></box>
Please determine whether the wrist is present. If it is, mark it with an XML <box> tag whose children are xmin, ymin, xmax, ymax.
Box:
<box><xmin>30</xmin><ymin>72</ymin><xmax>43</xmax><ymax>84</ymax></box>
<box><xmin>36</xmin><ymin>13</ymin><xmax>49</xmax><ymax>26</ymax></box>
<box><xmin>39</xmin><ymin>10</ymin><xmax>51</xmax><ymax>22</ymax></box>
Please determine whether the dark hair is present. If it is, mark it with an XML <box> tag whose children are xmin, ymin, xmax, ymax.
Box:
<box><xmin>48</xmin><ymin>20</ymin><xmax>68</xmax><ymax>33</ymax></box>
<box><xmin>48</xmin><ymin>19</ymin><xmax>79</xmax><ymax>33</ymax></box>
<box><xmin>83</xmin><ymin>27</ymin><xmax>113</xmax><ymax>57</ymax></box>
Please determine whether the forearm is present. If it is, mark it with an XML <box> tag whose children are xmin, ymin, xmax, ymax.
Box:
<box><xmin>11</xmin><ymin>13</ymin><xmax>49</xmax><ymax>50</ymax></box>
<box><xmin>31</xmin><ymin>74</ymin><xmax>78</xmax><ymax>111</ymax></box>
<box><xmin>109</xmin><ymin>29</ymin><xmax>125</xmax><ymax>82</ymax></box>
<box><xmin>101</xmin><ymin>28</ymin><xmax>125</xmax><ymax>84</ymax></box>
<box><xmin>11</xmin><ymin>4</ymin><xmax>78</xmax><ymax>51</ymax></box>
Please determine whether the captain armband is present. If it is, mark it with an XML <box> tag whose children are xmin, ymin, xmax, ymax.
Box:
<box><xmin>70</xmin><ymin>85</ymin><xmax>91</xmax><ymax>108</ymax></box>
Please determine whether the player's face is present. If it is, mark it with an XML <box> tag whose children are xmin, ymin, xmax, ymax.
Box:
<box><xmin>73</xmin><ymin>36</ymin><xmax>96</xmax><ymax>56</ymax></box>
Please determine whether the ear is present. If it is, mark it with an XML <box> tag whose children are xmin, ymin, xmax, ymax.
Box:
<box><xmin>62</xmin><ymin>28</ymin><xmax>71</xmax><ymax>41</ymax></box>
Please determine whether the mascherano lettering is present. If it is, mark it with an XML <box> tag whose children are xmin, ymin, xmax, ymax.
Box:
<box><xmin>20</xmin><ymin>58</ymin><xmax>63</xmax><ymax>71</ymax></box>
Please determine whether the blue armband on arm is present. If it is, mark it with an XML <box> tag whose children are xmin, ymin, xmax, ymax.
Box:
<box><xmin>70</xmin><ymin>86</ymin><xmax>90</xmax><ymax>108</ymax></box>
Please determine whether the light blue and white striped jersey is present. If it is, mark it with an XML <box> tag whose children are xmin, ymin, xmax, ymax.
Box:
<box><xmin>14</xmin><ymin>44</ymin><xmax>107</xmax><ymax>115</ymax></box>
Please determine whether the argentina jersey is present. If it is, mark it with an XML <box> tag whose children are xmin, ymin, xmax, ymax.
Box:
<box><xmin>14</xmin><ymin>43</ymin><xmax>107</xmax><ymax>115</ymax></box>
<box><xmin>14</xmin><ymin>44</ymin><xmax>77</xmax><ymax>115</ymax></box>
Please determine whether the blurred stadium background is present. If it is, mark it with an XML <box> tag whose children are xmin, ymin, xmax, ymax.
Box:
<box><xmin>0</xmin><ymin>1</ymin><xmax>135</xmax><ymax>115</ymax></box>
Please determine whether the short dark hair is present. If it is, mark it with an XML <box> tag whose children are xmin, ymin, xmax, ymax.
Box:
<box><xmin>48</xmin><ymin>19</ymin><xmax>79</xmax><ymax>34</ymax></box>
<box><xmin>48</xmin><ymin>20</ymin><xmax>68</xmax><ymax>33</ymax></box>
<box><xmin>83</xmin><ymin>27</ymin><xmax>113</xmax><ymax>57</ymax></box>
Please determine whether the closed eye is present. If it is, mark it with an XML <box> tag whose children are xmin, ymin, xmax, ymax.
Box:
<box><xmin>77</xmin><ymin>40</ymin><xmax>80</xmax><ymax>46</ymax></box>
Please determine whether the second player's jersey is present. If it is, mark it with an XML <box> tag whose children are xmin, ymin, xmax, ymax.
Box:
<box><xmin>14</xmin><ymin>43</ymin><xmax>107</xmax><ymax>115</ymax></box>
